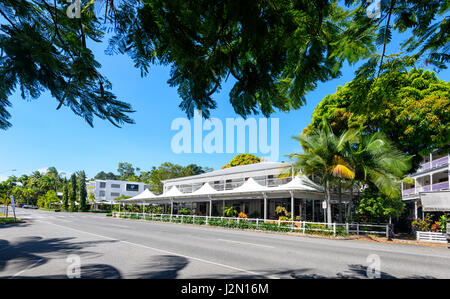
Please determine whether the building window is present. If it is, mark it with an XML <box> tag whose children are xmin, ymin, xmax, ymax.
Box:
<box><xmin>111</xmin><ymin>192</ymin><xmax>120</xmax><ymax>197</ymax></box>
<box><xmin>111</xmin><ymin>184</ymin><xmax>120</xmax><ymax>188</ymax></box>
<box><xmin>126</xmin><ymin>184</ymin><xmax>139</xmax><ymax>192</ymax></box>
<box><xmin>99</xmin><ymin>182</ymin><xmax>106</xmax><ymax>188</ymax></box>
<box><xmin>99</xmin><ymin>191</ymin><xmax>105</xmax><ymax>197</ymax></box>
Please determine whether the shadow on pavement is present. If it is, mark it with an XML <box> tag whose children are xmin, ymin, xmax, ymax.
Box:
<box><xmin>0</xmin><ymin>236</ymin><xmax>117</xmax><ymax>276</ymax></box>
<box><xmin>131</xmin><ymin>255</ymin><xmax>189</xmax><ymax>279</ymax></box>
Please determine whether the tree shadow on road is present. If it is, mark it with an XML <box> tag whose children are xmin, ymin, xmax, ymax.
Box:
<box><xmin>198</xmin><ymin>264</ymin><xmax>438</xmax><ymax>279</ymax></box>
<box><xmin>130</xmin><ymin>255</ymin><xmax>189</xmax><ymax>279</ymax></box>
<box><xmin>0</xmin><ymin>236</ymin><xmax>117</xmax><ymax>277</ymax></box>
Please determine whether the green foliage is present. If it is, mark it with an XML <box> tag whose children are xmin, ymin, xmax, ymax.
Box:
<box><xmin>223</xmin><ymin>206</ymin><xmax>238</xmax><ymax>217</ymax></box>
<box><xmin>37</xmin><ymin>190</ymin><xmax>60</xmax><ymax>209</ymax></box>
<box><xmin>439</xmin><ymin>215</ymin><xmax>448</xmax><ymax>233</ymax></box>
<box><xmin>148</xmin><ymin>162</ymin><xmax>211</xmax><ymax>193</ymax></box>
<box><xmin>0</xmin><ymin>1</ymin><xmax>447</xmax><ymax>128</ymax></box>
<box><xmin>221</xmin><ymin>154</ymin><xmax>261</xmax><ymax>169</ymax></box>
<box><xmin>306</xmin><ymin>68</ymin><xmax>449</xmax><ymax>169</ymax></box>
<box><xmin>178</xmin><ymin>208</ymin><xmax>191</xmax><ymax>215</ymax></box>
<box><xmin>69</xmin><ymin>173</ymin><xmax>77</xmax><ymax>212</ymax></box>
<box><xmin>62</xmin><ymin>182</ymin><xmax>69</xmax><ymax>211</ymax></box>
<box><xmin>0</xmin><ymin>0</ymin><xmax>135</xmax><ymax>130</ymax></box>
<box><xmin>94</xmin><ymin>171</ymin><xmax>119</xmax><ymax>180</ymax></box>
<box><xmin>78</xmin><ymin>171</ymin><xmax>88</xmax><ymax>211</ymax></box>
<box><xmin>355</xmin><ymin>194</ymin><xmax>405</xmax><ymax>223</ymax></box>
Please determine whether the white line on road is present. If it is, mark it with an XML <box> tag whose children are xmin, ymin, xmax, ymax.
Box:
<box><xmin>217</xmin><ymin>238</ymin><xmax>275</xmax><ymax>249</ymax></box>
<box><xmin>11</xmin><ymin>258</ymin><xmax>44</xmax><ymax>278</ymax></box>
<box><xmin>41</xmin><ymin>221</ymin><xmax>278</xmax><ymax>279</ymax></box>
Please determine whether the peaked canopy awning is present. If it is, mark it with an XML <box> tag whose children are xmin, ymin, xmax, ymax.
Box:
<box><xmin>191</xmin><ymin>183</ymin><xmax>218</xmax><ymax>195</ymax></box>
<box><xmin>119</xmin><ymin>189</ymin><xmax>157</xmax><ymax>204</ymax></box>
<box><xmin>218</xmin><ymin>177</ymin><xmax>269</xmax><ymax>194</ymax></box>
<box><xmin>274</xmin><ymin>175</ymin><xmax>323</xmax><ymax>192</ymax></box>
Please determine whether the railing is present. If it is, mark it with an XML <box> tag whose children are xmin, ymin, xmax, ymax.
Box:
<box><xmin>111</xmin><ymin>212</ymin><xmax>391</xmax><ymax>238</ymax></box>
<box><xmin>416</xmin><ymin>231</ymin><xmax>448</xmax><ymax>243</ymax></box>
<box><xmin>417</xmin><ymin>156</ymin><xmax>448</xmax><ymax>173</ymax></box>
<box><xmin>432</xmin><ymin>156</ymin><xmax>449</xmax><ymax>168</ymax></box>
<box><xmin>169</xmin><ymin>177</ymin><xmax>293</xmax><ymax>193</ymax></box>
<box><xmin>402</xmin><ymin>188</ymin><xmax>416</xmax><ymax>196</ymax></box>
<box><xmin>402</xmin><ymin>181</ymin><xmax>450</xmax><ymax>196</ymax></box>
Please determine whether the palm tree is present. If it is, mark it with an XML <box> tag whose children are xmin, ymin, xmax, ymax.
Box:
<box><xmin>343</xmin><ymin>132</ymin><xmax>412</xmax><ymax>216</ymax></box>
<box><xmin>289</xmin><ymin>121</ymin><xmax>412</xmax><ymax>224</ymax></box>
<box><xmin>288</xmin><ymin>121</ymin><xmax>357</xmax><ymax>224</ymax></box>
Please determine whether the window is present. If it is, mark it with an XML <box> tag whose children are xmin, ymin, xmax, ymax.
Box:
<box><xmin>111</xmin><ymin>192</ymin><xmax>120</xmax><ymax>197</ymax></box>
<box><xmin>99</xmin><ymin>191</ymin><xmax>105</xmax><ymax>197</ymax></box>
<box><xmin>99</xmin><ymin>182</ymin><xmax>106</xmax><ymax>188</ymax></box>
<box><xmin>111</xmin><ymin>184</ymin><xmax>120</xmax><ymax>188</ymax></box>
<box><xmin>126</xmin><ymin>184</ymin><xmax>139</xmax><ymax>192</ymax></box>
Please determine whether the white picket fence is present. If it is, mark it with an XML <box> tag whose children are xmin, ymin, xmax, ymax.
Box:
<box><xmin>112</xmin><ymin>212</ymin><xmax>391</xmax><ymax>237</ymax></box>
<box><xmin>416</xmin><ymin>231</ymin><xmax>448</xmax><ymax>243</ymax></box>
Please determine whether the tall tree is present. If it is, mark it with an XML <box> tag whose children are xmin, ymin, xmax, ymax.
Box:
<box><xmin>0</xmin><ymin>1</ymin><xmax>447</xmax><ymax>128</ymax></box>
<box><xmin>117</xmin><ymin>162</ymin><xmax>136</xmax><ymax>181</ymax></box>
<box><xmin>305</xmin><ymin>68</ymin><xmax>449</xmax><ymax>169</ymax></box>
<box><xmin>78</xmin><ymin>171</ymin><xmax>88</xmax><ymax>211</ymax></box>
<box><xmin>69</xmin><ymin>173</ymin><xmax>77</xmax><ymax>212</ymax></box>
<box><xmin>221</xmin><ymin>154</ymin><xmax>261</xmax><ymax>169</ymax></box>
<box><xmin>62</xmin><ymin>180</ymin><xmax>69</xmax><ymax>211</ymax></box>
<box><xmin>289</xmin><ymin>122</ymin><xmax>358</xmax><ymax>223</ymax></box>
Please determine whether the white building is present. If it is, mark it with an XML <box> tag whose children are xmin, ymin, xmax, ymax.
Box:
<box><xmin>122</xmin><ymin>162</ymin><xmax>349</xmax><ymax>222</ymax></box>
<box><xmin>87</xmin><ymin>179</ymin><xmax>149</xmax><ymax>202</ymax></box>
<box><xmin>401</xmin><ymin>149</ymin><xmax>450</xmax><ymax>218</ymax></box>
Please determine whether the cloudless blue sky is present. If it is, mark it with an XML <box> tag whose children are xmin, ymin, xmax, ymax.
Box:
<box><xmin>0</xmin><ymin>27</ymin><xmax>448</xmax><ymax>180</ymax></box>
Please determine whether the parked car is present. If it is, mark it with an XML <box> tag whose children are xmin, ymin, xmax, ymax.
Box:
<box><xmin>22</xmin><ymin>204</ymin><xmax>37</xmax><ymax>209</ymax></box>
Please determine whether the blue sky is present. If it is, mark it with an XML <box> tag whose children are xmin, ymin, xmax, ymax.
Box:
<box><xmin>0</xmin><ymin>29</ymin><xmax>448</xmax><ymax>180</ymax></box>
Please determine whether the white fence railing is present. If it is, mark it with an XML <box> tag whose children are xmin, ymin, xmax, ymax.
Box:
<box><xmin>416</xmin><ymin>231</ymin><xmax>448</xmax><ymax>243</ymax></box>
<box><xmin>112</xmin><ymin>212</ymin><xmax>391</xmax><ymax>238</ymax></box>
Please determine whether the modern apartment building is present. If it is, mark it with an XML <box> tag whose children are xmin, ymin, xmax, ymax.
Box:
<box><xmin>401</xmin><ymin>149</ymin><xmax>450</xmax><ymax>218</ymax></box>
<box><xmin>87</xmin><ymin>179</ymin><xmax>149</xmax><ymax>202</ymax></box>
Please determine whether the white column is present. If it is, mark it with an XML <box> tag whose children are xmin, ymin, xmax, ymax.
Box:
<box><xmin>290</xmin><ymin>191</ymin><xmax>294</xmax><ymax>220</ymax></box>
<box><xmin>170</xmin><ymin>200</ymin><xmax>173</xmax><ymax>216</ymax></box>
<box><xmin>209</xmin><ymin>197</ymin><xmax>212</xmax><ymax>217</ymax></box>
<box><xmin>263</xmin><ymin>193</ymin><xmax>267</xmax><ymax>221</ymax></box>
<box><xmin>430</xmin><ymin>174</ymin><xmax>433</xmax><ymax>190</ymax></box>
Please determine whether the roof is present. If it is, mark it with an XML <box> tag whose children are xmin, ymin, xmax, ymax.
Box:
<box><xmin>162</xmin><ymin>161</ymin><xmax>292</xmax><ymax>184</ymax></box>
<box><xmin>119</xmin><ymin>175</ymin><xmax>324</xmax><ymax>203</ymax></box>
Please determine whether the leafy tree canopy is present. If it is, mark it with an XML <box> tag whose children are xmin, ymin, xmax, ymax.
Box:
<box><xmin>148</xmin><ymin>162</ymin><xmax>212</xmax><ymax>193</ymax></box>
<box><xmin>0</xmin><ymin>0</ymin><xmax>447</xmax><ymax>128</ymax></box>
<box><xmin>221</xmin><ymin>154</ymin><xmax>261</xmax><ymax>169</ymax></box>
<box><xmin>304</xmin><ymin>68</ymin><xmax>450</xmax><ymax>170</ymax></box>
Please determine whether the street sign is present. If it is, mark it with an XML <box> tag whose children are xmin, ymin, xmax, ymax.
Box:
<box><xmin>322</xmin><ymin>201</ymin><xmax>327</xmax><ymax>209</ymax></box>
<box><xmin>10</xmin><ymin>195</ymin><xmax>16</xmax><ymax>222</ymax></box>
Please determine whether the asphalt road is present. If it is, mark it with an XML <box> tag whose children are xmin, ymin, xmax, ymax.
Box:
<box><xmin>1</xmin><ymin>208</ymin><xmax>449</xmax><ymax>279</ymax></box>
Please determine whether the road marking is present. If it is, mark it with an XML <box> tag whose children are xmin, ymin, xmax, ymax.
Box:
<box><xmin>11</xmin><ymin>258</ymin><xmax>44</xmax><ymax>278</ymax></box>
<box><xmin>217</xmin><ymin>238</ymin><xmax>275</xmax><ymax>249</ymax></box>
<box><xmin>41</xmin><ymin>221</ymin><xmax>278</xmax><ymax>279</ymax></box>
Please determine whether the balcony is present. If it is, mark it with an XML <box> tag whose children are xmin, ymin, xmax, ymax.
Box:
<box><xmin>417</xmin><ymin>156</ymin><xmax>449</xmax><ymax>173</ymax></box>
<box><xmin>402</xmin><ymin>181</ymin><xmax>450</xmax><ymax>196</ymax></box>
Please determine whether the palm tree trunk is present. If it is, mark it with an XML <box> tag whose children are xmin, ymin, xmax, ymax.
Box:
<box><xmin>326</xmin><ymin>181</ymin><xmax>332</xmax><ymax>225</ymax></box>
<box><xmin>338</xmin><ymin>180</ymin><xmax>342</xmax><ymax>223</ymax></box>
<box><xmin>347</xmin><ymin>182</ymin><xmax>354</xmax><ymax>221</ymax></box>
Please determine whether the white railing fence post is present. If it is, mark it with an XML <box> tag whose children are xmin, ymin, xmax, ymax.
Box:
<box><xmin>333</xmin><ymin>223</ymin><xmax>336</xmax><ymax>237</ymax></box>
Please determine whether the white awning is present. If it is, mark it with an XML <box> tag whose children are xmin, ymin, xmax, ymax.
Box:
<box><xmin>191</xmin><ymin>183</ymin><xmax>218</xmax><ymax>195</ymax></box>
<box><xmin>218</xmin><ymin>177</ymin><xmax>269</xmax><ymax>194</ymax></box>
<box><xmin>273</xmin><ymin>175</ymin><xmax>323</xmax><ymax>192</ymax></box>
<box><xmin>420</xmin><ymin>191</ymin><xmax>450</xmax><ymax>212</ymax></box>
